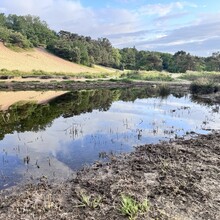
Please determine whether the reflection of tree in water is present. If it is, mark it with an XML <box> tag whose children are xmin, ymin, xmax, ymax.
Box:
<box><xmin>0</xmin><ymin>87</ymin><xmax>188</xmax><ymax>140</ymax></box>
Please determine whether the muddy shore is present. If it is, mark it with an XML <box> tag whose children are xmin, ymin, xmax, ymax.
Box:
<box><xmin>0</xmin><ymin>131</ymin><xmax>219</xmax><ymax>220</ymax></box>
<box><xmin>0</xmin><ymin>78</ymin><xmax>190</xmax><ymax>92</ymax></box>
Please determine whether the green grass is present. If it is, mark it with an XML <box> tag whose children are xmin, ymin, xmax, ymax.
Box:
<box><xmin>120</xmin><ymin>195</ymin><xmax>149</xmax><ymax>220</ymax></box>
<box><xmin>179</xmin><ymin>71</ymin><xmax>220</xmax><ymax>83</ymax></box>
<box><xmin>0</xmin><ymin>68</ymin><xmax>121</xmax><ymax>79</ymax></box>
<box><xmin>120</xmin><ymin>70</ymin><xmax>173</xmax><ymax>81</ymax></box>
<box><xmin>76</xmin><ymin>192</ymin><xmax>102</xmax><ymax>209</ymax></box>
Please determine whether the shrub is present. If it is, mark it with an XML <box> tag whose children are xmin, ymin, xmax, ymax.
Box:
<box><xmin>0</xmin><ymin>27</ymin><xmax>32</xmax><ymax>49</ymax></box>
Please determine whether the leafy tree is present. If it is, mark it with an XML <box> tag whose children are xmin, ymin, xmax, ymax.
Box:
<box><xmin>5</xmin><ymin>14</ymin><xmax>57</xmax><ymax>47</ymax></box>
<box><xmin>160</xmin><ymin>53</ymin><xmax>173</xmax><ymax>71</ymax></box>
<box><xmin>120</xmin><ymin>47</ymin><xmax>137</xmax><ymax>70</ymax></box>
<box><xmin>111</xmin><ymin>48</ymin><xmax>121</xmax><ymax>68</ymax></box>
<box><xmin>136</xmin><ymin>51</ymin><xmax>162</xmax><ymax>71</ymax></box>
<box><xmin>0</xmin><ymin>13</ymin><xmax>6</xmax><ymax>27</ymax></box>
<box><xmin>205</xmin><ymin>52</ymin><xmax>220</xmax><ymax>71</ymax></box>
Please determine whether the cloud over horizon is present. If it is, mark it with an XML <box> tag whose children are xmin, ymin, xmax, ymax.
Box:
<box><xmin>0</xmin><ymin>0</ymin><xmax>219</xmax><ymax>56</ymax></box>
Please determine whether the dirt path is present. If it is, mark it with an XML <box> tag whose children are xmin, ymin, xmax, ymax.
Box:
<box><xmin>0</xmin><ymin>132</ymin><xmax>219</xmax><ymax>219</ymax></box>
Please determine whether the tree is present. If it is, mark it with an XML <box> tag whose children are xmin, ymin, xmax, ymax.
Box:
<box><xmin>136</xmin><ymin>51</ymin><xmax>162</xmax><ymax>71</ymax></box>
<box><xmin>205</xmin><ymin>52</ymin><xmax>220</xmax><ymax>71</ymax></box>
<box><xmin>120</xmin><ymin>47</ymin><xmax>137</xmax><ymax>70</ymax></box>
<box><xmin>111</xmin><ymin>48</ymin><xmax>121</xmax><ymax>68</ymax></box>
<box><xmin>0</xmin><ymin>13</ymin><xmax>6</xmax><ymax>27</ymax></box>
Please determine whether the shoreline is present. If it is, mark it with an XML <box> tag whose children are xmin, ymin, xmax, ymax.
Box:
<box><xmin>0</xmin><ymin>80</ymin><xmax>220</xmax><ymax>105</ymax></box>
<box><xmin>0</xmin><ymin>132</ymin><xmax>219</xmax><ymax>219</ymax></box>
<box><xmin>0</xmin><ymin>82</ymin><xmax>219</xmax><ymax>219</ymax></box>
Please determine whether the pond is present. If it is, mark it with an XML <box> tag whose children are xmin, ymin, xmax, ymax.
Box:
<box><xmin>0</xmin><ymin>87</ymin><xmax>220</xmax><ymax>189</ymax></box>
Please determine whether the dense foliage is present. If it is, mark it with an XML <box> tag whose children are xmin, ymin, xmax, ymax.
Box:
<box><xmin>1</xmin><ymin>13</ymin><xmax>220</xmax><ymax>73</ymax></box>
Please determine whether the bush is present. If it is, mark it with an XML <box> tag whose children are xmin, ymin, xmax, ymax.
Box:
<box><xmin>0</xmin><ymin>27</ymin><xmax>32</xmax><ymax>49</ymax></box>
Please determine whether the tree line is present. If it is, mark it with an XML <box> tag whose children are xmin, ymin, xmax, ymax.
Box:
<box><xmin>0</xmin><ymin>13</ymin><xmax>220</xmax><ymax>73</ymax></box>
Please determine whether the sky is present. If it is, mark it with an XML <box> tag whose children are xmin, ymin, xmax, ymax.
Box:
<box><xmin>0</xmin><ymin>0</ymin><xmax>220</xmax><ymax>56</ymax></box>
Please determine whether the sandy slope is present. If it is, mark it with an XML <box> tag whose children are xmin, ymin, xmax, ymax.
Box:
<box><xmin>0</xmin><ymin>91</ymin><xmax>68</xmax><ymax>111</ymax></box>
<box><xmin>0</xmin><ymin>43</ymin><xmax>106</xmax><ymax>73</ymax></box>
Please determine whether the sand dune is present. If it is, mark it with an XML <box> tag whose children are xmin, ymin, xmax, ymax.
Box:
<box><xmin>0</xmin><ymin>43</ymin><xmax>107</xmax><ymax>73</ymax></box>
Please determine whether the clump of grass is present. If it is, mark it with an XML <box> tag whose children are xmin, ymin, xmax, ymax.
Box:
<box><xmin>120</xmin><ymin>195</ymin><xmax>149</xmax><ymax>220</ymax></box>
<box><xmin>121</xmin><ymin>70</ymin><xmax>172</xmax><ymax>81</ymax></box>
<box><xmin>76</xmin><ymin>192</ymin><xmax>102</xmax><ymax>209</ymax></box>
<box><xmin>158</xmin><ymin>84</ymin><xmax>170</xmax><ymax>97</ymax></box>
<box><xmin>190</xmin><ymin>78</ymin><xmax>219</xmax><ymax>94</ymax></box>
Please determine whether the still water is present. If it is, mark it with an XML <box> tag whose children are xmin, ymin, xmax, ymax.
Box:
<box><xmin>0</xmin><ymin>88</ymin><xmax>219</xmax><ymax>189</ymax></box>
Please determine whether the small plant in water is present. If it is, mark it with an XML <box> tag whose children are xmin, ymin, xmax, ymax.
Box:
<box><xmin>120</xmin><ymin>195</ymin><xmax>149</xmax><ymax>220</ymax></box>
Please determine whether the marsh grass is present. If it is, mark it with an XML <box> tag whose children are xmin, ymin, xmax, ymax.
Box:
<box><xmin>190</xmin><ymin>77</ymin><xmax>219</xmax><ymax>94</ymax></box>
<box><xmin>179</xmin><ymin>71</ymin><xmax>220</xmax><ymax>83</ymax></box>
<box><xmin>121</xmin><ymin>70</ymin><xmax>173</xmax><ymax>81</ymax></box>
<box><xmin>158</xmin><ymin>84</ymin><xmax>171</xmax><ymax>97</ymax></box>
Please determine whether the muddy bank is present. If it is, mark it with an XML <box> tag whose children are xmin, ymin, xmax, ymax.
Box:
<box><xmin>0</xmin><ymin>80</ymin><xmax>190</xmax><ymax>92</ymax></box>
<box><xmin>0</xmin><ymin>132</ymin><xmax>219</xmax><ymax>219</ymax></box>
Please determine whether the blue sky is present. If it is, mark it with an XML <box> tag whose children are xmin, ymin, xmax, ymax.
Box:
<box><xmin>0</xmin><ymin>0</ymin><xmax>220</xmax><ymax>56</ymax></box>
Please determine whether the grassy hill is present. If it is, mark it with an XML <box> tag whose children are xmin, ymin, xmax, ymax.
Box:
<box><xmin>0</xmin><ymin>43</ymin><xmax>114</xmax><ymax>74</ymax></box>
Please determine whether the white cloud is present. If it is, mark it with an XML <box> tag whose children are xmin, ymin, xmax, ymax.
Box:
<box><xmin>139</xmin><ymin>2</ymin><xmax>184</xmax><ymax>16</ymax></box>
<box><xmin>0</xmin><ymin>0</ymin><xmax>98</xmax><ymax>34</ymax></box>
<box><xmin>0</xmin><ymin>0</ymin><xmax>141</xmax><ymax>38</ymax></box>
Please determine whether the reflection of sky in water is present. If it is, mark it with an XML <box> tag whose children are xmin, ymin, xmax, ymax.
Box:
<box><xmin>0</xmin><ymin>94</ymin><xmax>220</xmax><ymax>189</ymax></box>
<box><xmin>0</xmin><ymin>152</ymin><xmax>23</xmax><ymax>189</ymax></box>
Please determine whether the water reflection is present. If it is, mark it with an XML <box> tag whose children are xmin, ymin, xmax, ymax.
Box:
<box><xmin>0</xmin><ymin>88</ymin><xmax>219</xmax><ymax>189</ymax></box>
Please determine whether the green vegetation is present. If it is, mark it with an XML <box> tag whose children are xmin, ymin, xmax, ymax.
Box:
<box><xmin>0</xmin><ymin>26</ymin><xmax>32</xmax><ymax>48</ymax></box>
<box><xmin>158</xmin><ymin>84</ymin><xmax>171</xmax><ymax>97</ymax></box>
<box><xmin>190</xmin><ymin>78</ymin><xmax>219</xmax><ymax>94</ymax></box>
<box><xmin>121</xmin><ymin>70</ymin><xmax>172</xmax><ymax>81</ymax></box>
<box><xmin>179</xmin><ymin>71</ymin><xmax>220</xmax><ymax>83</ymax></box>
<box><xmin>1</xmin><ymin>13</ymin><xmax>220</xmax><ymax>74</ymax></box>
<box><xmin>120</xmin><ymin>195</ymin><xmax>149</xmax><ymax>220</ymax></box>
<box><xmin>77</xmin><ymin>192</ymin><xmax>102</xmax><ymax>209</ymax></box>
<box><xmin>0</xmin><ymin>68</ymin><xmax>119</xmax><ymax>78</ymax></box>
<box><xmin>0</xmin><ymin>13</ymin><xmax>56</xmax><ymax>47</ymax></box>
